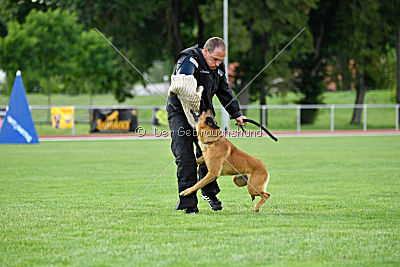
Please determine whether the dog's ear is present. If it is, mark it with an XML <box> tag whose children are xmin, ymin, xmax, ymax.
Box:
<box><xmin>190</xmin><ymin>109</ymin><xmax>200</xmax><ymax>123</ymax></box>
<box><xmin>206</xmin><ymin>116</ymin><xmax>220</xmax><ymax>129</ymax></box>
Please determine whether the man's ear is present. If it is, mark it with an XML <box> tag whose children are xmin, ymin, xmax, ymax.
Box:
<box><xmin>206</xmin><ymin>116</ymin><xmax>220</xmax><ymax>129</ymax></box>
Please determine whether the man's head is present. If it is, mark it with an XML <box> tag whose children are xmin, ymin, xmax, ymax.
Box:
<box><xmin>202</xmin><ymin>37</ymin><xmax>226</xmax><ymax>70</ymax></box>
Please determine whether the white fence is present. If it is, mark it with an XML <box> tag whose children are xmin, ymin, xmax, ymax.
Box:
<box><xmin>1</xmin><ymin>104</ymin><xmax>399</xmax><ymax>132</ymax></box>
<box><xmin>234</xmin><ymin>104</ymin><xmax>400</xmax><ymax>132</ymax></box>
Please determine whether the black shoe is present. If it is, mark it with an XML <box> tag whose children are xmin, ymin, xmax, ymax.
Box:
<box><xmin>201</xmin><ymin>193</ymin><xmax>222</xmax><ymax>211</ymax></box>
<box><xmin>185</xmin><ymin>207</ymin><xmax>199</xmax><ymax>214</ymax></box>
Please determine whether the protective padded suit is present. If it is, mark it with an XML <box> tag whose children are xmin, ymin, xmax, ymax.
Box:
<box><xmin>166</xmin><ymin>45</ymin><xmax>242</xmax><ymax>209</ymax></box>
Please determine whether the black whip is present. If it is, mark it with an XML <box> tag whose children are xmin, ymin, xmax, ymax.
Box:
<box><xmin>238</xmin><ymin>119</ymin><xmax>278</xmax><ymax>142</ymax></box>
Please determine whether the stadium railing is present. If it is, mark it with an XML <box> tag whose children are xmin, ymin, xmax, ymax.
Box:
<box><xmin>0</xmin><ymin>104</ymin><xmax>399</xmax><ymax>132</ymax></box>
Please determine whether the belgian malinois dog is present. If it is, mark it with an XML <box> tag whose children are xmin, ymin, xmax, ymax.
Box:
<box><xmin>180</xmin><ymin>111</ymin><xmax>271</xmax><ymax>212</ymax></box>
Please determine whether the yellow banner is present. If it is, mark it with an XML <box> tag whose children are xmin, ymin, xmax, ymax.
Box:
<box><xmin>51</xmin><ymin>107</ymin><xmax>74</xmax><ymax>129</ymax></box>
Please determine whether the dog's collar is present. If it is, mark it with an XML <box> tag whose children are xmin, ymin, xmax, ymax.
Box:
<box><xmin>200</xmin><ymin>135</ymin><xmax>222</xmax><ymax>144</ymax></box>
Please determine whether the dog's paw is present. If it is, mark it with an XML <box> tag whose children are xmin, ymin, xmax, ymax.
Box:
<box><xmin>180</xmin><ymin>188</ymin><xmax>194</xmax><ymax>196</ymax></box>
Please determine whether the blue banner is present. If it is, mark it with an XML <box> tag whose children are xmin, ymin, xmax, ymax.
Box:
<box><xmin>0</xmin><ymin>71</ymin><xmax>39</xmax><ymax>144</ymax></box>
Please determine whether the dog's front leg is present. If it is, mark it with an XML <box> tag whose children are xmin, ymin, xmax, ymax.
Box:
<box><xmin>181</xmin><ymin>147</ymin><xmax>226</xmax><ymax>196</ymax></box>
<box><xmin>196</xmin><ymin>156</ymin><xmax>205</xmax><ymax>165</ymax></box>
<box><xmin>180</xmin><ymin>172</ymin><xmax>219</xmax><ymax>196</ymax></box>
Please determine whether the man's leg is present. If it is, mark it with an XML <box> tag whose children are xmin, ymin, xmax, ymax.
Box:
<box><xmin>195</xmin><ymin>141</ymin><xmax>222</xmax><ymax>211</ymax></box>
<box><xmin>169</xmin><ymin>113</ymin><xmax>198</xmax><ymax>210</ymax></box>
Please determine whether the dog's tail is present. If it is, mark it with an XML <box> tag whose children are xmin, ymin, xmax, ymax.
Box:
<box><xmin>242</xmin><ymin>119</ymin><xmax>278</xmax><ymax>142</ymax></box>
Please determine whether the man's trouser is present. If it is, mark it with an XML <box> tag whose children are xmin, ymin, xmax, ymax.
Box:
<box><xmin>168</xmin><ymin>112</ymin><xmax>220</xmax><ymax>209</ymax></box>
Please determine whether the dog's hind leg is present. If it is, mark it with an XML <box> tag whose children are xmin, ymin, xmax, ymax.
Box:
<box><xmin>254</xmin><ymin>192</ymin><xmax>271</xmax><ymax>212</ymax></box>
<box><xmin>247</xmin><ymin>171</ymin><xmax>270</xmax><ymax>212</ymax></box>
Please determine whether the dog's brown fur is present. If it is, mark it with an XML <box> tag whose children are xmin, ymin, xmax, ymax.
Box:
<box><xmin>179</xmin><ymin>111</ymin><xmax>270</xmax><ymax>212</ymax></box>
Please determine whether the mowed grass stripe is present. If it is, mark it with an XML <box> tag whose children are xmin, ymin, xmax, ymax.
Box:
<box><xmin>0</xmin><ymin>136</ymin><xmax>399</xmax><ymax>265</ymax></box>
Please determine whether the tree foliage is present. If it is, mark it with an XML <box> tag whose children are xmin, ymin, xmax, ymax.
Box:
<box><xmin>324</xmin><ymin>0</ymin><xmax>392</xmax><ymax>124</ymax></box>
<box><xmin>0</xmin><ymin>8</ymin><xmax>120</xmax><ymax>104</ymax></box>
<box><xmin>0</xmin><ymin>9</ymin><xmax>81</xmax><ymax>96</ymax></box>
<box><xmin>74</xmin><ymin>29</ymin><xmax>119</xmax><ymax>104</ymax></box>
<box><xmin>199</xmin><ymin>0</ymin><xmax>316</xmax><ymax>125</ymax></box>
<box><xmin>0</xmin><ymin>0</ymin><xmax>399</xmax><ymax>119</ymax></box>
<box><xmin>68</xmin><ymin>0</ymin><xmax>171</xmax><ymax>101</ymax></box>
<box><xmin>293</xmin><ymin>0</ymin><xmax>335</xmax><ymax>124</ymax></box>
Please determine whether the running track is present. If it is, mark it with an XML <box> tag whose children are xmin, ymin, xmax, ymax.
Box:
<box><xmin>39</xmin><ymin>129</ymin><xmax>400</xmax><ymax>141</ymax></box>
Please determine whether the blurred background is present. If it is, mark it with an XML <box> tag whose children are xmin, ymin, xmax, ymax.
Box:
<box><xmin>0</xmin><ymin>0</ymin><xmax>399</xmax><ymax>135</ymax></box>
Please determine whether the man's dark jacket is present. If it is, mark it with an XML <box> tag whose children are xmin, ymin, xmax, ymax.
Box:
<box><xmin>166</xmin><ymin>45</ymin><xmax>242</xmax><ymax>120</ymax></box>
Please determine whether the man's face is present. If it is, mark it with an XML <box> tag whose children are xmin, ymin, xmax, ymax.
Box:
<box><xmin>202</xmin><ymin>47</ymin><xmax>226</xmax><ymax>70</ymax></box>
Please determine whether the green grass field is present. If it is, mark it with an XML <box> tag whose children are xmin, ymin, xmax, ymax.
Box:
<box><xmin>1</xmin><ymin>136</ymin><xmax>399</xmax><ymax>265</ymax></box>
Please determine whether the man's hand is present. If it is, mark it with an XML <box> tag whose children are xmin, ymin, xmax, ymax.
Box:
<box><xmin>235</xmin><ymin>115</ymin><xmax>247</xmax><ymax>126</ymax></box>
